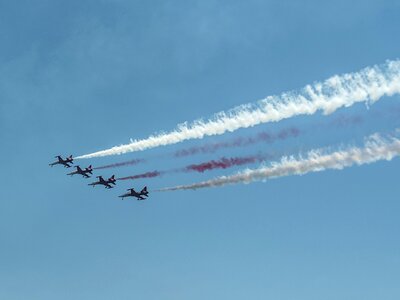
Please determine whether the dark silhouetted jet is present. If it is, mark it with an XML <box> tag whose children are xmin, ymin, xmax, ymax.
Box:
<box><xmin>67</xmin><ymin>165</ymin><xmax>93</xmax><ymax>178</ymax></box>
<box><xmin>49</xmin><ymin>155</ymin><xmax>73</xmax><ymax>168</ymax></box>
<box><xmin>88</xmin><ymin>175</ymin><xmax>116</xmax><ymax>189</ymax></box>
<box><xmin>119</xmin><ymin>186</ymin><xmax>149</xmax><ymax>200</ymax></box>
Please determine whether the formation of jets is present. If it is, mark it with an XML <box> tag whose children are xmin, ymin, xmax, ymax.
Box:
<box><xmin>49</xmin><ymin>155</ymin><xmax>149</xmax><ymax>201</ymax></box>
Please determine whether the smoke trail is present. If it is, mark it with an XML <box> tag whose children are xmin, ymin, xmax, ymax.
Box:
<box><xmin>117</xmin><ymin>154</ymin><xmax>275</xmax><ymax>181</ymax></box>
<box><xmin>174</xmin><ymin>111</ymin><xmax>366</xmax><ymax>158</ymax></box>
<box><xmin>89</xmin><ymin>128</ymin><xmax>297</xmax><ymax>171</ymax></box>
<box><xmin>157</xmin><ymin>131</ymin><xmax>400</xmax><ymax>191</ymax></box>
<box><xmin>95</xmin><ymin>112</ymin><xmax>368</xmax><ymax>169</ymax></box>
<box><xmin>90</xmin><ymin>112</ymin><xmax>369</xmax><ymax>169</ymax></box>
<box><xmin>94</xmin><ymin>158</ymin><xmax>145</xmax><ymax>170</ymax></box>
<box><xmin>185</xmin><ymin>154</ymin><xmax>270</xmax><ymax>173</ymax></box>
<box><xmin>76</xmin><ymin>60</ymin><xmax>400</xmax><ymax>159</ymax></box>
<box><xmin>174</xmin><ymin>128</ymin><xmax>299</xmax><ymax>157</ymax></box>
<box><xmin>118</xmin><ymin>171</ymin><xmax>162</xmax><ymax>180</ymax></box>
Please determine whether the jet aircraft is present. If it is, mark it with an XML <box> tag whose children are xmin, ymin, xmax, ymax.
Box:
<box><xmin>88</xmin><ymin>175</ymin><xmax>116</xmax><ymax>189</ymax></box>
<box><xmin>67</xmin><ymin>165</ymin><xmax>93</xmax><ymax>178</ymax></box>
<box><xmin>49</xmin><ymin>155</ymin><xmax>73</xmax><ymax>168</ymax></box>
<box><xmin>119</xmin><ymin>186</ymin><xmax>149</xmax><ymax>200</ymax></box>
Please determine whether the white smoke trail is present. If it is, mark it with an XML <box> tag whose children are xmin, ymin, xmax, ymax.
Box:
<box><xmin>77</xmin><ymin>59</ymin><xmax>400</xmax><ymax>159</ymax></box>
<box><xmin>157</xmin><ymin>131</ymin><xmax>400</xmax><ymax>191</ymax></box>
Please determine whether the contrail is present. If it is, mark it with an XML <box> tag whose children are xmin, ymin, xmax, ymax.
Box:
<box><xmin>94</xmin><ymin>158</ymin><xmax>145</xmax><ymax>170</ymax></box>
<box><xmin>77</xmin><ymin>59</ymin><xmax>400</xmax><ymax>159</ymax></box>
<box><xmin>157</xmin><ymin>131</ymin><xmax>400</xmax><ymax>191</ymax></box>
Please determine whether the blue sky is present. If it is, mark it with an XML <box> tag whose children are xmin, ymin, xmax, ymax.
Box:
<box><xmin>1</xmin><ymin>1</ymin><xmax>400</xmax><ymax>299</ymax></box>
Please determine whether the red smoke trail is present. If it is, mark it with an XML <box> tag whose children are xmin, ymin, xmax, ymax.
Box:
<box><xmin>172</xmin><ymin>111</ymin><xmax>374</xmax><ymax>158</ymax></box>
<box><xmin>118</xmin><ymin>171</ymin><xmax>163</xmax><ymax>181</ymax></box>
<box><xmin>119</xmin><ymin>154</ymin><xmax>275</xmax><ymax>181</ymax></box>
<box><xmin>185</xmin><ymin>154</ymin><xmax>273</xmax><ymax>173</ymax></box>
<box><xmin>174</xmin><ymin>127</ymin><xmax>300</xmax><ymax>157</ymax></box>
<box><xmin>94</xmin><ymin>114</ymin><xmax>367</xmax><ymax>170</ymax></box>
<box><xmin>94</xmin><ymin>159</ymin><xmax>145</xmax><ymax>170</ymax></box>
<box><xmin>95</xmin><ymin>128</ymin><xmax>299</xmax><ymax>171</ymax></box>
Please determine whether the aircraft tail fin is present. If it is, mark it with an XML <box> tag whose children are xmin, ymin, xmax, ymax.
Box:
<box><xmin>141</xmin><ymin>186</ymin><xmax>148</xmax><ymax>195</ymax></box>
<box><xmin>110</xmin><ymin>175</ymin><xmax>116</xmax><ymax>183</ymax></box>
